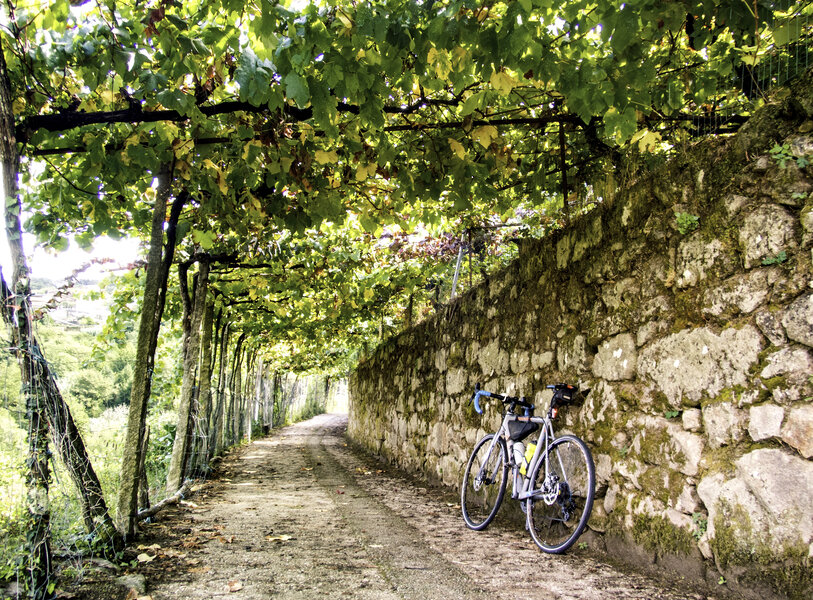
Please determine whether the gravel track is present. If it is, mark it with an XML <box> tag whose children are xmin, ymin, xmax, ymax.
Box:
<box><xmin>94</xmin><ymin>414</ymin><xmax>730</xmax><ymax>600</ymax></box>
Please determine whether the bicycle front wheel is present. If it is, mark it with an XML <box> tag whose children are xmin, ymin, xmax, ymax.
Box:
<box><xmin>527</xmin><ymin>434</ymin><xmax>595</xmax><ymax>553</ymax></box>
<box><xmin>461</xmin><ymin>434</ymin><xmax>508</xmax><ymax>530</ymax></box>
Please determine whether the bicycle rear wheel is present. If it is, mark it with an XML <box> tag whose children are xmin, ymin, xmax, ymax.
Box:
<box><xmin>526</xmin><ymin>434</ymin><xmax>595</xmax><ymax>553</ymax></box>
<box><xmin>461</xmin><ymin>434</ymin><xmax>508</xmax><ymax>530</ymax></box>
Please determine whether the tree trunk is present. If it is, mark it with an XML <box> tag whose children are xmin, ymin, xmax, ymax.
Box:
<box><xmin>166</xmin><ymin>259</ymin><xmax>210</xmax><ymax>494</ymax></box>
<box><xmin>193</xmin><ymin>298</ymin><xmax>215</xmax><ymax>470</ymax></box>
<box><xmin>210</xmin><ymin>320</ymin><xmax>229</xmax><ymax>459</ymax></box>
<box><xmin>244</xmin><ymin>347</ymin><xmax>257</xmax><ymax>441</ymax></box>
<box><xmin>138</xmin><ymin>425</ymin><xmax>151</xmax><ymax>512</ymax></box>
<box><xmin>230</xmin><ymin>333</ymin><xmax>246</xmax><ymax>442</ymax></box>
<box><xmin>116</xmin><ymin>175</ymin><xmax>186</xmax><ymax>538</ymax></box>
<box><xmin>1</xmin><ymin>42</ymin><xmax>122</xmax><ymax>568</ymax></box>
<box><xmin>1</xmin><ymin>40</ymin><xmax>52</xmax><ymax>598</ymax></box>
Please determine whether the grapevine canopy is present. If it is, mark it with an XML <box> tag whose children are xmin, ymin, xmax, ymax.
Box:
<box><xmin>3</xmin><ymin>0</ymin><xmax>805</xmax><ymax>370</ymax></box>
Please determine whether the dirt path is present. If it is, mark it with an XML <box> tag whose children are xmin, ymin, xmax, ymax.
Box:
<box><xmin>84</xmin><ymin>414</ymin><xmax>727</xmax><ymax>600</ymax></box>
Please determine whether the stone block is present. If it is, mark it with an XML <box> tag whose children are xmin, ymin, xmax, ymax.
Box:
<box><xmin>434</xmin><ymin>348</ymin><xmax>447</xmax><ymax>373</ymax></box>
<box><xmin>703</xmin><ymin>403</ymin><xmax>746</xmax><ymax>448</ymax></box>
<box><xmin>530</xmin><ymin>350</ymin><xmax>554</xmax><ymax>369</ymax></box>
<box><xmin>682</xmin><ymin>408</ymin><xmax>702</xmax><ymax>432</ymax></box>
<box><xmin>676</xmin><ymin>237</ymin><xmax>734</xmax><ymax>288</ymax></box>
<box><xmin>665</xmin><ymin>508</ymin><xmax>693</xmax><ymax>531</ymax></box>
<box><xmin>445</xmin><ymin>366</ymin><xmax>467</xmax><ymax>395</ymax></box>
<box><xmin>724</xmin><ymin>194</ymin><xmax>749</xmax><ymax>216</ymax></box>
<box><xmin>748</xmin><ymin>404</ymin><xmax>785</xmax><ymax>441</ymax></box>
<box><xmin>637</xmin><ymin>325</ymin><xmax>764</xmax><ymax>407</ymax></box>
<box><xmin>755</xmin><ymin>310</ymin><xmax>788</xmax><ymax>346</ymax></box>
<box><xmin>592</xmin><ymin>333</ymin><xmax>637</xmax><ymax>380</ymax></box>
<box><xmin>557</xmin><ymin>334</ymin><xmax>591</xmax><ymax>374</ymax></box>
<box><xmin>602</xmin><ymin>277</ymin><xmax>640</xmax><ymax>311</ymax></box>
<box><xmin>782</xmin><ymin>293</ymin><xmax>813</xmax><ymax>347</ymax></box>
<box><xmin>781</xmin><ymin>404</ymin><xmax>813</xmax><ymax>458</ymax></box>
<box><xmin>477</xmin><ymin>338</ymin><xmax>509</xmax><ymax>377</ymax></box>
<box><xmin>735</xmin><ymin>449</ymin><xmax>813</xmax><ymax>545</ymax></box>
<box><xmin>572</xmin><ymin>216</ymin><xmax>603</xmax><ymax>263</ymax></box>
<box><xmin>739</xmin><ymin>204</ymin><xmax>797</xmax><ymax>269</ymax></box>
<box><xmin>637</xmin><ymin>320</ymin><xmax>669</xmax><ymax>346</ymax></box>
<box><xmin>674</xmin><ymin>484</ymin><xmax>701</xmax><ymax>515</ymax></box>
<box><xmin>556</xmin><ymin>231</ymin><xmax>572</xmax><ymax>270</ymax></box>
<box><xmin>510</xmin><ymin>349</ymin><xmax>530</xmax><ymax>374</ymax></box>
<box><xmin>595</xmin><ymin>453</ymin><xmax>613</xmax><ymax>491</ymax></box>
<box><xmin>802</xmin><ymin>204</ymin><xmax>813</xmax><ymax>246</ymax></box>
<box><xmin>604</xmin><ymin>483</ymin><xmax>619</xmax><ymax>514</ymax></box>
<box><xmin>702</xmin><ymin>269</ymin><xmax>774</xmax><ymax>317</ymax></box>
<box><xmin>760</xmin><ymin>346</ymin><xmax>813</xmax><ymax>381</ymax></box>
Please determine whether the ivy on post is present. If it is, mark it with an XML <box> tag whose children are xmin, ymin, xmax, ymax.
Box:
<box><xmin>0</xmin><ymin>36</ymin><xmax>52</xmax><ymax>599</ymax></box>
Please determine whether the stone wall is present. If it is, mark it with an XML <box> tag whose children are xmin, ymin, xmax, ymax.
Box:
<box><xmin>349</xmin><ymin>71</ymin><xmax>813</xmax><ymax>599</ymax></box>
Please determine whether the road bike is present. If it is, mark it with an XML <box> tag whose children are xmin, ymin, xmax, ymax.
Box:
<box><xmin>460</xmin><ymin>383</ymin><xmax>595</xmax><ymax>554</ymax></box>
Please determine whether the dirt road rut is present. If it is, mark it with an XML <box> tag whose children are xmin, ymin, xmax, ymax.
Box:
<box><xmin>126</xmin><ymin>414</ymin><xmax>721</xmax><ymax>600</ymax></box>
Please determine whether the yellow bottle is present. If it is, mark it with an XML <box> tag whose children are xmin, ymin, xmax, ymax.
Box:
<box><xmin>520</xmin><ymin>442</ymin><xmax>536</xmax><ymax>476</ymax></box>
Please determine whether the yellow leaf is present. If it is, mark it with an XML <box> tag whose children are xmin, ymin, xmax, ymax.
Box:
<box><xmin>177</xmin><ymin>160</ymin><xmax>191</xmax><ymax>181</ymax></box>
<box><xmin>363</xmin><ymin>288</ymin><xmax>374</xmax><ymax>301</ymax></box>
<box><xmin>203</xmin><ymin>158</ymin><xmax>217</xmax><ymax>170</ymax></box>
<box><xmin>355</xmin><ymin>163</ymin><xmax>375</xmax><ymax>181</ymax></box>
<box><xmin>448</xmin><ymin>138</ymin><xmax>466</xmax><ymax>159</ymax></box>
<box><xmin>314</xmin><ymin>149</ymin><xmax>338</xmax><ymax>164</ymax></box>
<box><xmin>99</xmin><ymin>89</ymin><xmax>114</xmax><ymax>105</ymax></box>
<box><xmin>158</xmin><ymin>122</ymin><xmax>179</xmax><ymax>144</ymax></box>
<box><xmin>336</xmin><ymin>10</ymin><xmax>353</xmax><ymax>33</ymax></box>
<box><xmin>242</xmin><ymin>139</ymin><xmax>262</xmax><ymax>160</ymax></box>
<box><xmin>216</xmin><ymin>170</ymin><xmax>228</xmax><ymax>195</ymax></box>
<box><xmin>490</xmin><ymin>71</ymin><xmax>515</xmax><ymax>96</ymax></box>
<box><xmin>226</xmin><ymin>580</ymin><xmax>243</xmax><ymax>593</ymax></box>
<box><xmin>427</xmin><ymin>47</ymin><xmax>438</xmax><ymax>64</ymax></box>
<box><xmin>636</xmin><ymin>130</ymin><xmax>661</xmax><ymax>152</ymax></box>
<box><xmin>471</xmin><ymin>125</ymin><xmax>498</xmax><ymax>148</ymax></box>
<box><xmin>136</xmin><ymin>553</ymin><xmax>155</xmax><ymax>563</ymax></box>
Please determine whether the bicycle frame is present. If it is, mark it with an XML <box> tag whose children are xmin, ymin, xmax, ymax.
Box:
<box><xmin>477</xmin><ymin>410</ymin><xmax>558</xmax><ymax>502</ymax></box>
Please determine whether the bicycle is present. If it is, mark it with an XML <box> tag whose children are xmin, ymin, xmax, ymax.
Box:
<box><xmin>460</xmin><ymin>383</ymin><xmax>596</xmax><ymax>554</ymax></box>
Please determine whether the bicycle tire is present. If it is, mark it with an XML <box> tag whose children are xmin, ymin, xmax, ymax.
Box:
<box><xmin>461</xmin><ymin>434</ymin><xmax>508</xmax><ymax>530</ymax></box>
<box><xmin>526</xmin><ymin>434</ymin><xmax>595</xmax><ymax>553</ymax></box>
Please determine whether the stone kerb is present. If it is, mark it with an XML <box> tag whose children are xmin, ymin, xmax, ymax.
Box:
<box><xmin>349</xmin><ymin>71</ymin><xmax>813</xmax><ymax>600</ymax></box>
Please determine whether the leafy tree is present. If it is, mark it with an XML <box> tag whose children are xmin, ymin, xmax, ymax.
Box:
<box><xmin>1</xmin><ymin>0</ymin><xmax>806</xmax><ymax>587</ymax></box>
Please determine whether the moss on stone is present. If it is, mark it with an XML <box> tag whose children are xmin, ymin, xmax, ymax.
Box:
<box><xmin>589</xmin><ymin>418</ymin><xmax>620</xmax><ymax>454</ymax></box>
<box><xmin>762</xmin><ymin>375</ymin><xmax>788</xmax><ymax>392</ymax></box>
<box><xmin>697</xmin><ymin>446</ymin><xmax>739</xmax><ymax>479</ymax></box>
<box><xmin>639</xmin><ymin>467</ymin><xmax>686</xmax><ymax>505</ymax></box>
<box><xmin>704</xmin><ymin>384</ymin><xmax>747</xmax><ymax>406</ymax></box>
<box><xmin>637</xmin><ymin>427</ymin><xmax>673</xmax><ymax>465</ymax></box>
<box><xmin>712</xmin><ymin>504</ymin><xmax>812</xmax><ymax>600</ymax></box>
<box><xmin>632</xmin><ymin>513</ymin><xmax>694</xmax><ymax>555</ymax></box>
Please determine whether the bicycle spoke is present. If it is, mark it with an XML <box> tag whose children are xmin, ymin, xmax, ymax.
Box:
<box><xmin>461</xmin><ymin>434</ymin><xmax>508</xmax><ymax>530</ymax></box>
<box><xmin>527</xmin><ymin>435</ymin><xmax>595</xmax><ymax>553</ymax></box>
